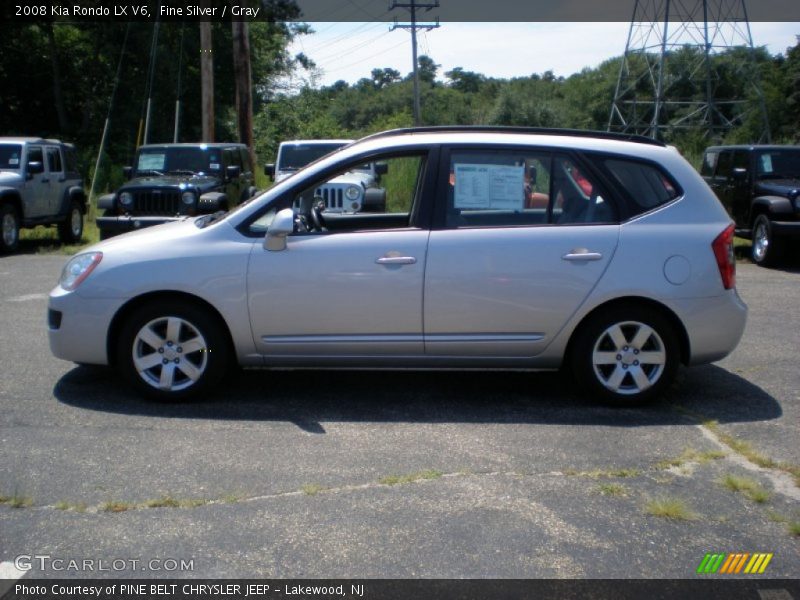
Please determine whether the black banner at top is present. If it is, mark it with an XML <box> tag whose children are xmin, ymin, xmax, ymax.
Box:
<box><xmin>3</xmin><ymin>0</ymin><xmax>800</xmax><ymax>23</ymax></box>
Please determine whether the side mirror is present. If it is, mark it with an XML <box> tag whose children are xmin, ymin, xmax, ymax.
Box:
<box><xmin>264</xmin><ymin>208</ymin><xmax>295</xmax><ymax>251</ymax></box>
<box><xmin>731</xmin><ymin>167</ymin><xmax>748</xmax><ymax>183</ymax></box>
<box><xmin>27</xmin><ymin>161</ymin><xmax>44</xmax><ymax>176</ymax></box>
<box><xmin>226</xmin><ymin>165</ymin><xmax>241</xmax><ymax>180</ymax></box>
<box><xmin>264</xmin><ymin>164</ymin><xmax>275</xmax><ymax>181</ymax></box>
<box><xmin>374</xmin><ymin>162</ymin><xmax>388</xmax><ymax>176</ymax></box>
<box><xmin>123</xmin><ymin>166</ymin><xmax>133</xmax><ymax>180</ymax></box>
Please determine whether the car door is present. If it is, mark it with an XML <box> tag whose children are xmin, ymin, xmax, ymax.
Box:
<box><xmin>24</xmin><ymin>145</ymin><xmax>48</xmax><ymax>218</ymax></box>
<box><xmin>246</xmin><ymin>151</ymin><xmax>434</xmax><ymax>359</ymax></box>
<box><xmin>424</xmin><ymin>147</ymin><xmax>619</xmax><ymax>358</ymax></box>
<box><xmin>46</xmin><ymin>146</ymin><xmax>66</xmax><ymax>215</ymax></box>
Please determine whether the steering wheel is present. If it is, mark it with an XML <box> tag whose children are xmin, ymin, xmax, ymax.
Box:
<box><xmin>310</xmin><ymin>199</ymin><xmax>327</xmax><ymax>230</ymax></box>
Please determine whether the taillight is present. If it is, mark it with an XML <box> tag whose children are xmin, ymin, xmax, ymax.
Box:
<box><xmin>712</xmin><ymin>224</ymin><xmax>736</xmax><ymax>290</ymax></box>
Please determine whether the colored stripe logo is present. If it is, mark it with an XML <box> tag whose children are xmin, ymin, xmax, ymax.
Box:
<box><xmin>697</xmin><ymin>553</ymin><xmax>773</xmax><ymax>574</ymax></box>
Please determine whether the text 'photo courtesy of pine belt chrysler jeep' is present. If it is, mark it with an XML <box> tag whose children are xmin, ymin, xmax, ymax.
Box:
<box><xmin>48</xmin><ymin>127</ymin><xmax>747</xmax><ymax>405</ymax></box>
<box><xmin>265</xmin><ymin>139</ymin><xmax>388</xmax><ymax>213</ymax></box>
<box><xmin>96</xmin><ymin>143</ymin><xmax>257</xmax><ymax>239</ymax></box>
<box><xmin>0</xmin><ymin>137</ymin><xmax>86</xmax><ymax>253</ymax></box>
<box><xmin>701</xmin><ymin>144</ymin><xmax>800</xmax><ymax>267</ymax></box>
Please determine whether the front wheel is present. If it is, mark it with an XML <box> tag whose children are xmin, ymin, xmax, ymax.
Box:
<box><xmin>1</xmin><ymin>204</ymin><xmax>20</xmax><ymax>253</ymax></box>
<box><xmin>117</xmin><ymin>301</ymin><xmax>230</xmax><ymax>401</ymax></box>
<box><xmin>58</xmin><ymin>200</ymin><xmax>84</xmax><ymax>244</ymax></box>
<box><xmin>751</xmin><ymin>214</ymin><xmax>782</xmax><ymax>267</ymax></box>
<box><xmin>570</xmin><ymin>305</ymin><xmax>679</xmax><ymax>406</ymax></box>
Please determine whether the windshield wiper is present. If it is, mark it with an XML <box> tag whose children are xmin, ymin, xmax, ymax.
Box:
<box><xmin>139</xmin><ymin>169</ymin><xmax>164</xmax><ymax>176</ymax></box>
<box><xmin>167</xmin><ymin>169</ymin><xmax>198</xmax><ymax>176</ymax></box>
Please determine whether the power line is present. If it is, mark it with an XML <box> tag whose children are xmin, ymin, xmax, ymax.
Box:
<box><xmin>390</xmin><ymin>0</ymin><xmax>440</xmax><ymax>125</ymax></box>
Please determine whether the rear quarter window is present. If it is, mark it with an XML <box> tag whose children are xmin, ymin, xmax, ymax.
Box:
<box><xmin>599</xmin><ymin>158</ymin><xmax>681</xmax><ymax>215</ymax></box>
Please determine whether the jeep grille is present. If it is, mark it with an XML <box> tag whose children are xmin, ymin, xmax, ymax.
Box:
<box><xmin>130</xmin><ymin>190</ymin><xmax>181</xmax><ymax>215</ymax></box>
<box><xmin>316</xmin><ymin>186</ymin><xmax>344</xmax><ymax>210</ymax></box>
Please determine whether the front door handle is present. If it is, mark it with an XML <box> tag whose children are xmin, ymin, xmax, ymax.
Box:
<box><xmin>562</xmin><ymin>249</ymin><xmax>603</xmax><ymax>262</ymax></box>
<box><xmin>376</xmin><ymin>256</ymin><xmax>417</xmax><ymax>265</ymax></box>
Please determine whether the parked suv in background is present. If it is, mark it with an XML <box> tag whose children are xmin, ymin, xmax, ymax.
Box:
<box><xmin>97</xmin><ymin>143</ymin><xmax>257</xmax><ymax>239</ymax></box>
<box><xmin>265</xmin><ymin>139</ymin><xmax>387</xmax><ymax>212</ymax></box>
<box><xmin>701</xmin><ymin>145</ymin><xmax>800</xmax><ymax>266</ymax></box>
<box><xmin>49</xmin><ymin>127</ymin><xmax>746</xmax><ymax>405</ymax></box>
<box><xmin>0</xmin><ymin>137</ymin><xmax>86</xmax><ymax>253</ymax></box>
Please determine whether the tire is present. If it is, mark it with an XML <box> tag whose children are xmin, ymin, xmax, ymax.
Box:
<box><xmin>1</xmin><ymin>204</ymin><xmax>20</xmax><ymax>253</ymax></box>
<box><xmin>58</xmin><ymin>200</ymin><xmax>84</xmax><ymax>244</ymax></box>
<box><xmin>570</xmin><ymin>305</ymin><xmax>680</xmax><ymax>406</ymax></box>
<box><xmin>117</xmin><ymin>300</ymin><xmax>230</xmax><ymax>401</ymax></box>
<box><xmin>751</xmin><ymin>214</ymin><xmax>783</xmax><ymax>267</ymax></box>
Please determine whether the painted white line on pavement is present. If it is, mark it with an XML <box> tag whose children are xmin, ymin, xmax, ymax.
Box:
<box><xmin>0</xmin><ymin>560</ymin><xmax>26</xmax><ymax>579</ymax></box>
<box><xmin>6</xmin><ymin>293</ymin><xmax>48</xmax><ymax>302</ymax></box>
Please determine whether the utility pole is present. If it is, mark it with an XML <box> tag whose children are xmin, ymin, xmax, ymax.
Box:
<box><xmin>390</xmin><ymin>0</ymin><xmax>439</xmax><ymax>126</ymax></box>
<box><xmin>200</xmin><ymin>20</ymin><xmax>214</xmax><ymax>142</ymax></box>
<box><xmin>231</xmin><ymin>20</ymin><xmax>255</xmax><ymax>167</ymax></box>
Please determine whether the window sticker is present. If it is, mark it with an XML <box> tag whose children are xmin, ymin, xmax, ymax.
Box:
<box><xmin>9</xmin><ymin>158</ymin><xmax>19</xmax><ymax>165</ymax></box>
<box><xmin>209</xmin><ymin>163</ymin><xmax>220</xmax><ymax>170</ymax></box>
<box><xmin>454</xmin><ymin>163</ymin><xmax>525</xmax><ymax>210</ymax></box>
<box><xmin>138</xmin><ymin>153</ymin><xmax>166</xmax><ymax>171</ymax></box>
<box><xmin>760</xmin><ymin>154</ymin><xmax>773</xmax><ymax>173</ymax></box>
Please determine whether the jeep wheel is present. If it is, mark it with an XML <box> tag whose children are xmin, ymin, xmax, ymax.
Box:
<box><xmin>751</xmin><ymin>214</ymin><xmax>782</xmax><ymax>267</ymax></box>
<box><xmin>118</xmin><ymin>300</ymin><xmax>230</xmax><ymax>401</ymax></box>
<box><xmin>1</xmin><ymin>204</ymin><xmax>20</xmax><ymax>253</ymax></box>
<box><xmin>58</xmin><ymin>200</ymin><xmax>84</xmax><ymax>244</ymax></box>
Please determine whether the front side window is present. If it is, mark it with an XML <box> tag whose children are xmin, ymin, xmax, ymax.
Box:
<box><xmin>446</xmin><ymin>150</ymin><xmax>614</xmax><ymax>228</ymax></box>
<box><xmin>47</xmin><ymin>148</ymin><xmax>63</xmax><ymax>173</ymax></box>
<box><xmin>27</xmin><ymin>146</ymin><xmax>43</xmax><ymax>167</ymax></box>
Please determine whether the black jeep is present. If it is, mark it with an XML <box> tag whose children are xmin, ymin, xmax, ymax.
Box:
<box><xmin>701</xmin><ymin>145</ymin><xmax>800</xmax><ymax>266</ymax></box>
<box><xmin>97</xmin><ymin>143</ymin><xmax>257</xmax><ymax>239</ymax></box>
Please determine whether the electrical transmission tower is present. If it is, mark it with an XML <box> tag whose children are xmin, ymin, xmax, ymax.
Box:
<box><xmin>608</xmin><ymin>0</ymin><xmax>770</xmax><ymax>143</ymax></box>
<box><xmin>390</xmin><ymin>0</ymin><xmax>440</xmax><ymax>126</ymax></box>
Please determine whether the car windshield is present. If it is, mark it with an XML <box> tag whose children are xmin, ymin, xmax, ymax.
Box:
<box><xmin>755</xmin><ymin>149</ymin><xmax>800</xmax><ymax>179</ymax></box>
<box><xmin>135</xmin><ymin>146</ymin><xmax>224</xmax><ymax>176</ymax></box>
<box><xmin>278</xmin><ymin>143</ymin><xmax>347</xmax><ymax>170</ymax></box>
<box><xmin>0</xmin><ymin>144</ymin><xmax>23</xmax><ymax>170</ymax></box>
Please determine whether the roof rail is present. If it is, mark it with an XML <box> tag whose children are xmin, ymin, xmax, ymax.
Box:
<box><xmin>358</xmin><ymin>126</ymin><xmax>666</xmax><ymax>147</ymax></box>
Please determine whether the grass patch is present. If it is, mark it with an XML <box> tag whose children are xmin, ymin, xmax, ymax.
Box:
<box><xmin>565</xmin><ymin>468</ymin><xmax>640</xmax><ymax>479</ymax></box>
<box><xmin>7</xmin><ymin>495</ymin><xmax>33</xmax><ymax>508</ymax></box>
<box><xmin>301</xmin><ymin>484</ymin><xmax>327</xmax><ymax>496</ymax></box>
<box><xmin>379</xmin><ymin>469</ymin><xmax>443</xmax><ymax>486</ymax></box>
<box><xmin>721</xmin><ymin>474</ymin><xmax>772</xmax><ymax>503</ymax></box>
<box><xmin>101</xmin><ymin>501</ymin><xmax>134</xmax><ymax>513</ymax></box>
<box><xmin>54</xmin><ymin>501</ymin><xmax>88</xmax><ymax>512</ymax></box>
<box><xmin>20</xmin><ymin>218</ymin><xmax>100</xmax><ymax>255</ymax></box>
<box><xmin>789</xmin><ymin>522</ymin><xmax>800</xmax><ymax>536</ymax></box>
<box><xmin>596</xmin><ymin>483</ymin><xmax>628</xmax><ymax>497</ymax></box>
<box><xmin>656</xmin><ymin>447</ymin><xmax>726</xmax><ymax>470</ymax></box>
<box><xmin>221</xmin><ymin>493</ymin><xmax>243</xmax><ymax>504</ymax></box>
<box><xmin>644</xmin><ymin>497</ymin><xmax>698</xmax><ymax>521</ymax></box>
<box><xmin>142</xmin><ymin>496</ymin><xmax>181</xmax><ymax>509</ymax></box>
<box><xmin>766</xmin><ymin>510</ymin><xmax>788</xmax><ymax>523</ymax></box>
<box><xmin>178</xmin><ymin>498</ymin><xmax>208</xmax><ymax>508</ymax></box>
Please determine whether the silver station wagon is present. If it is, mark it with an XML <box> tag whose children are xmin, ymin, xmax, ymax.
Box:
<box><xmin>48</xmin><ymin>127</ymin><xmax>747</xmax><ymax>404</ymax></box>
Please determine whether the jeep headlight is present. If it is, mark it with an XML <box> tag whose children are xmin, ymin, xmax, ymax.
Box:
<box><xmin>181</xmin><ymin>191</ymin><xmax>196</xmax><ymax>205</ymax></box>
<box><xmin>345</xmin><ymin>186</ymin><xmax>361</xmax><ymax>201</ymax></box>
<box><xmin>60</xmin><ymin>252</ymin><xmax>102</xmax><ymax>291</ymax></box>
<box><xmin>119</xmin><ymin>192</ymin><xmax>133</xmax><ymax>206</ymax></box>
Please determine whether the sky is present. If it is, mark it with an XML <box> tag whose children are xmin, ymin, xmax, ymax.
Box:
<box><xmin>287</xmin><ymin>22</ymin><xmax>800</xmax><ymax>87</ymax></box>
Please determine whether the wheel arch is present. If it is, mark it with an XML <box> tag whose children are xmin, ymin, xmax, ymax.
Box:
<box><xmin>106</xmin><ymin>290</ymin><xmax>236</xmax><ymax>367</ymax></box>
<box><xmin>61</xmin><ymin>186</ymin><xmax>87</xmax><ymax>215</ymax></box>
<box><xmin>564</xmin><ymin>296</ymin><xmax>691</xmax><ymax>367</ymax></box>
<box><xmin>0</xmin><ymin>189</ymin><xmax>23</xmax><ymax>217</ymax></box>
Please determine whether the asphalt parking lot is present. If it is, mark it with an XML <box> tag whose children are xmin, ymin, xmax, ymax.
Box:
<box><xmin>0</xmin><ymin>253</ymin><xmax>798</xmax><ymax>579</ymax></box>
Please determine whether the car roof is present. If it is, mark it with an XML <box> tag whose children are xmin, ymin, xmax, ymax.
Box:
<box><xmin>0</xmin><ymin>137</ymin><xmax>64</xmax><ymax>144</ymax></box>
<box><xmin>280</xmin><ymin>140</ymin><xmax>355</xmax><ymax>146</ymax></box>
<box><xmin>138</xmin><ymin>143</ymin><xmax>247</xmax><ymax>149</ymax></box>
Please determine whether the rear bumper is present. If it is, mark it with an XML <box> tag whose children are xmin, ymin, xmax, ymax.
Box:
<box><xmin>96</xmin><ymin>215</ymin><xmax>179</xmax><ymax>233</ymax></box>
<box><xmin>671</xmin><ymin>290</ymin><xmax>748</xmax><ymax>366</ymax></box>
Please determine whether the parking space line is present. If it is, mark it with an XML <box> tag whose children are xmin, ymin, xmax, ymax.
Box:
<box><xmin>0</xmin><ymin>560</ymin><xmax>26</xmax><ymax>579</ymax></box>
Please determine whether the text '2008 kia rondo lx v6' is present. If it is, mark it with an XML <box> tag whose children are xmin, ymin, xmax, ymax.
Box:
<box><xmin>48</xmin><ymin>127</ymin><xmax>747</xmax><ymax>405</ymax></box>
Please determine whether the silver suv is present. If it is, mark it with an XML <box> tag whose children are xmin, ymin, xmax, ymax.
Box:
<box><xmin>0</xmin><ymin>138</ymin><xmax>85</xmax><ymax>252</ymax></box>
<box><xmin>48</xmin><ymin>127</ymin><xmax>747</xmax><ymax>405</ymax></box>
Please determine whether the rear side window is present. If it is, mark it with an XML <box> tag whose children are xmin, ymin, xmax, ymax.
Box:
<box><xmin>701</xmin><ymin>152</ymin><xmax>718</xmax><ymax>176</ymax></box>
<box><xmin>601</xmin><ymin>158</ymin><xmax>681</xmax><ymax>213</ymax></box>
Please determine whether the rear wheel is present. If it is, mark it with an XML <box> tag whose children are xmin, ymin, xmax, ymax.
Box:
<box><xmin>570</xmin><ymin>305</ymin><xmax>679</xmax><ymax>406</ymax></box>
<box><xmin>117</xmin><ymin>300</ymin><xmax>230</xmax><ymax>401</ymax></box>
<box><xmin>58</xmin><ymin>200</ymin><xmax>84</xmax><ymax>244</ymax></box>
<box><xmin>1</xmin><ymin>204</ymin><xmax>20</xmax><ymax>253</ymax></box>
<box><xmin>751</xmin><ymin>214</ymin><xmax>782</xmax><ymax>267</ymax></box>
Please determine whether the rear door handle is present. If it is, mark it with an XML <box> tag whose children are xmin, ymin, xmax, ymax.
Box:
<box><xmin>562</xmin><ymin>249</ymin><xmax>603</xmax><ymax>262</ymax></box>
<box><xmin>376</xmin><ymin>256</ymin><xmax>417</xmax><ymax>265</ymax></box>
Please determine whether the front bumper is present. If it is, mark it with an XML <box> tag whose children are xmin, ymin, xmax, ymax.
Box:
<box><xmin>771</xmin><ymin>220</ymin><xmax>800</xmax><ymax>237</ymax></box>
<box><xmin>48</xmin><ymin>286</ymin><xmax>122</xmax><ymax>366</ymax></box>
<box><xmin>96</xmin><ymin>215</ymin><xmax>180</xmax><ymax>233</ymax></box>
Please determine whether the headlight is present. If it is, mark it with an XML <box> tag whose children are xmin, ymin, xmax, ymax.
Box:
<box><xmin>60</xmin><ymin>252</ymin><xmax>102</xmax><ymax>291</ymax></box>
<box><xmin>182</xmin><ymin>191</ymin><xmax>196</xmax><ymax>205</ymax></box>
<box><xmin>119</xmin><ymin>192</ymin><xmax>133</xmax><ymax>206</ymax></box>
<box><xmin>345</xmin><ymin>186</ymin><xmax>360</xmax><ymax>201</ymax></box>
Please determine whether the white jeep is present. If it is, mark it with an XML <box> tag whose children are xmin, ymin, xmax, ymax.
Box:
<box><xmin>265</xmin><ymin>140</ymin><xmax>387</xmax><ymax>212</ymax></box>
